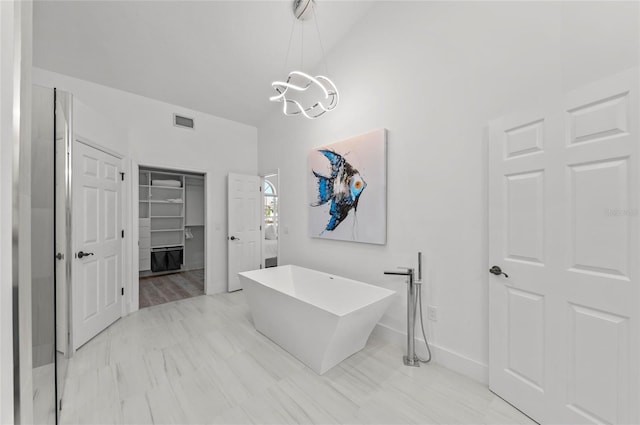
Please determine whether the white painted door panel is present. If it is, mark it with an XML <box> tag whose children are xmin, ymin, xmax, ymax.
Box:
<box><xmin>489</xmin><ymin>106</ymin><xmax>561</xmax><ymax>421</ymax></box>
<box><xmin>72</xmin><ymin>140</ymin><xmax>123</xmax><ymax>350</ymax></box>
<box><xmin>489</xmin><ymin>69</ymin><xmax>638</xmax><ymax>424</ymax></box>
<box><xmin>227</xmin><ymin>173</ymin><xmax>261</xmax><ymax>292</ymax></box>
<box><xmin>557</xmin><ymin>71</ymin><xmax>638</xmax><ymax>425</ymax></box>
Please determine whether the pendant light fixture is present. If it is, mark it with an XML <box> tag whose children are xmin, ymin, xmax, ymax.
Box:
<box><xmin>269</xmin><ymin>0</ymin><xmax>339</xmax><ymax>119</ymax></box>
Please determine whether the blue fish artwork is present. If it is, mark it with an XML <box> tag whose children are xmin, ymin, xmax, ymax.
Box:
<box><xmin>311</xmin><ymin>149</ymin><xmax>367</xmax><ymax>232</ymax></box>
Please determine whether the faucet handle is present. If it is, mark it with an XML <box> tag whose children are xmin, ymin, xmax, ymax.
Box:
<box><xmin>397</xmin><ymin>266</ymin><xmax>414</xmax><ymax>273</ymax></box>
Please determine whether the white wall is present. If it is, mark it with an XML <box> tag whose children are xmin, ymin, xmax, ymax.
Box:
<box><xmin>257</xmin><ymin>1</ymin><xmax>639</xmax><ymax>381</ymax></box>
<box><xmin>33</xmin><ymin>68</ymin><xmax>258</xmax><ymax>306</ymax></box>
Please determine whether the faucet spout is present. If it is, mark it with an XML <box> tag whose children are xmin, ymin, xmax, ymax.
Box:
<box><xmin>384</xmin><ymin>266</ymin><xmax>414</xmax><ymax>277</ymax></box>
<box><xmin>383</xmin><ymin>271</ymin><xmax>412</xmax><ymax>276</ymax></box>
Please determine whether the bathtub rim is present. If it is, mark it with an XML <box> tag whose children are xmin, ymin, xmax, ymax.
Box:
<box><xmin>238</xmin><ymin>264</ymin><xmax>396</xmax><ymax>318</ymax></box>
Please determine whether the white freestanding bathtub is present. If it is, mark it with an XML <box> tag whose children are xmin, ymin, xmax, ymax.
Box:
<box><xmin>239</xmin><ymin>265</ymin><xmax>395</xmax><ymax>374</ymax></box>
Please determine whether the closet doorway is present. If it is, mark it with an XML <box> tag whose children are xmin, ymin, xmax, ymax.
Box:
<box><xmin>138</xmin><ymin>167</ymin><xmax>206</xmax><ymax>308</ymax></box>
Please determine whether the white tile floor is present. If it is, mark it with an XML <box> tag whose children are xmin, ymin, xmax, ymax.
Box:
<box><xmin>33</xmin><ymin>363</ymin><xmax>56</xmax><ymax>425</ymax></box>
<box><xmin>60</xmin><ymin>292</ymin><xmax>534</xmax><ymax>424</ymax></box>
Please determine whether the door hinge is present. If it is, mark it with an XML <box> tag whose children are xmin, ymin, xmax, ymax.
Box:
<box><xmin>260</xmin><ymin>225</ymin><xmax>262</xmax><ymax>231</ymax></box>
<box><xmin>121</xmin><ymin>229</ymin><xmax>125</xmax><ymax>238</ymax></box>
<box><xmin>260</xmin><ymin>264</ymin><xmax>263</xmax><ymax>269</ymax></box>
<box><xmin>259</xmin><ymin>186</ymin><xmax>262</xmax><ymax>192</ymax></box>
<box><xmin>120</xmin><ymin>172</ymin><xmax>125</xmax><ymax>181</ymax></box>
<box><xmin>59</xmin><ymin>399</ymin><xmax>62</xmax><ymax>411</ymax></box>
<box><xmin>121</xmin><ymin>288</ymin><xmax>124</xmax><ymax>296</ymax></box>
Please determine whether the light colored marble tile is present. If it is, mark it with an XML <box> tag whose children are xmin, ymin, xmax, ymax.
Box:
<box><xmin>169</xmin><ymin>334</ymin><xmax>224</xmax><ymax>371</ymax></box>
<box><xmin>199</xmin><ymin>357</ymin><xmax>253</xmax><ymax>406</ymax></box>
<box><xmin>62</xmin><ymin>397</ymin><xmax>122</xmax><ymax>425</ymax></box>
<box><xmin>32</xmin><ymin>363</ymin><xmax>56</xmax><ymax>425</ymax></box>
<box><xmin>169</xmin><ymin>368</ymin><xmax>234</xmax><ymax>423</ymax></box>
<box><xmin>139</xmin><ymin>324</ymin><xmax>186</xmax><ymax>351</ymax></box>
<box><xmin>210</xmin><ymin>405</ymin><xmax>255</xmax><ymax>425</ymax></box>
<box><xmin>238</xmin><ymin>389</ymin><xmax>300</xmax><ymax>425</ymax></box>
<box><xmin>142</xmin><ymin>304</ymin><xmax>185</xmax><ymax>325</ymax></box>
<box><xmin>66</xmin><ymin>338</ymin><xmax>111</xmax><ymax>379</ymax></box>
<box><xmin>278</xmin><ymin>368</ymin><xmax>360</xmax><ymax>422</ymax></box>
<box><xmin>141</xmin><ymin>350</ymin><xmax>174</xmax><ymax>389</ymax></box>
<box><xmin>225</xmin><ymin>350</ymin><xmax>280</xmax><ymax>397</ymax></box>
<box><xmin>202</xmin><ymin>328</ymin><xmax>244</xmax><ymax>359</ymax></box>
<box><xmin>245</xmin><ymin>336</ymin><xmax>306</xmax><ymax>381</ymax></box>
<box><xmin>356</xmin><ymin>393</ymin><xmax>425</xmax><ymax>425</ymax></box>
<box><xmin>60</xmin><ymin>293</ymin><xmax>534</xmax><ymax>425</ymax></box>
<box><xmin>62</xmin><ymin>364</ymin><xmax>118</xmax><ymax>414</ymax></box>
<box><xmin>120</xmin><ymin>392</ymin><xmax>153</xmax><ymax>425</ymax></box>
<box><xmin>275</xmin><ymin>370</ymin><xmax>361</xmax><ymax>424</ymax></box>
<box><xmin>144</xmin><ymin>384</ymin><xmax>188</xmax><ymax>424</ymax></box>
<box><xmin>480</xmin><ymin>396</ymin><xmax>535</xmax><ymax>425</ymax></box>
<box><xmin>108</xmin><ymin>331</ymin><xmax>146</xmax><ymax>366</ymax></box>
<box><xmin>113</xmin><ymin>355</ymin><xmax>153</xmax><ymax>401</ymax></box>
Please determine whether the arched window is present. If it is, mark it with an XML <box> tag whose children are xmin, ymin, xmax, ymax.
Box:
<box><xmin>264</xmin><ymin>180</ymin><xmax>276</xmax><ymax>196</ymax></box>
<box><xmin>264</xmin><ymin>179</ymin><xmax>277</xmax><ymax>225</ymax></box>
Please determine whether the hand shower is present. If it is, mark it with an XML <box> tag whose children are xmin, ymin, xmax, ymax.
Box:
<box><xmin>383</xmin><ymin>251</ymin><xmax>431</xmax><ymax>367</ymax></box>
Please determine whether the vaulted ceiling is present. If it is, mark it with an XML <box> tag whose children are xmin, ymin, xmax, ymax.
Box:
<box><xmin>33</xmin><ymin>1</ymin><xmax>376</xmax><ymax>126</ymax></box>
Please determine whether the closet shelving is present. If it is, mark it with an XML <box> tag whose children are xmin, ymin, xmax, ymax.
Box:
<box><xmin>139</xmin><ymin>169</ymin><xmax>186</xmax><ymax>272</ymax></box>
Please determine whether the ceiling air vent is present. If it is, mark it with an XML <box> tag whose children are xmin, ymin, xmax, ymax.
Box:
<box><xmin>173</xmin><ymin>114</ymin><xmax>195</xmax><ymax>130</ymax></box>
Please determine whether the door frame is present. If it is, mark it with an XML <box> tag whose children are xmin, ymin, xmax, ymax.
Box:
<box><xmin>70</xmin><ymin>136</ymin><xmax>127</xmax><ymax>353</ymax></box>
<box><xmin>130</xmin><ymin>161</ymin><xmax>208</xmax><ymax>313</ymax></box>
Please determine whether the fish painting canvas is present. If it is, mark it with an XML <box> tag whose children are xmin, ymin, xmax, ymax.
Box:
<box><xmin>308</xmin><ymin>129</ymin><xmax>387</xmax><ymax>244</ymax></box>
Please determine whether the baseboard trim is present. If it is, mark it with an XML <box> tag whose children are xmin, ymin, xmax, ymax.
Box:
<box><xmin>372</xmin><ymin>323</ymin><xmax>489</xmax><ymax>384</ymax></box>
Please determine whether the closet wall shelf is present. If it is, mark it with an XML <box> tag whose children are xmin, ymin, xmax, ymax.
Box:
<box><xmin>151</xmin><ymin>244</ymin><xmax>184</xmax><ymax>249</ymax></box>
<box><xmin>140</xmin><ymin>185</ymin><xmax>183</xmax><ymax>189</ymax></box>
<box><xmin>149</xmin><ymin>200</ymin><xmax>184</xmax><ymax>204</ymax></box>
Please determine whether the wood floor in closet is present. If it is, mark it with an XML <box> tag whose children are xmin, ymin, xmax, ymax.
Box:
<box><xmin>139</xmin><ymin>269</ymin><xmax>204</xmax><ymax>308</ymax></box>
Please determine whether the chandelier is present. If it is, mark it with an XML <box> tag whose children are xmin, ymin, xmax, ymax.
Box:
<box><xmin>269</xmin><ymin>0</ymin><xmax>339</xmax><ymax>119</ymax></box>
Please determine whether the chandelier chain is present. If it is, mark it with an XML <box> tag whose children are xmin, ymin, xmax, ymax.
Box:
<box><xmin>300</xmin><ymin>20</ymin><xmax>304</xmax><ymax>71</ymax></box>
<box><xmin>282</xmin><ymin>18</ymin><xmax>296</xmax><ymax>77</ymax></box>
<box><xmin>312</xmin><ymin>3</ymin><xmax>330</xmax><ymax>76</ymax></box>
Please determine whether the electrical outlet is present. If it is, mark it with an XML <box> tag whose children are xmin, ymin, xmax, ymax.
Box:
<box><xmin>427</xmin><ymin>305</ymin><xmax>438</xmax><ymax>322</ymax></box>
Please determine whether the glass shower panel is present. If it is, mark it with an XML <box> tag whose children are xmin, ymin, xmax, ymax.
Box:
<box><xmin>31</xmin><ymin>86</ymin><xmax>71</xmax><ymax>425</ymax></box>
<box><xmin>54</xmin><ymin>90</ymin><xmax>72</xmax><ymax>424</ymax></box>
<box><xmin>31</xmin><ymin>86</ymin><xmax>56</xmax><ymax>425</ymax></box>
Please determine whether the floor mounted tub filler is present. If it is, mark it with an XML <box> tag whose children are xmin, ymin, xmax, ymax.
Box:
<box><xmin>239</xmin><ymin>265</ymin><xmax>396</xmax><ymax>374</ymax></box>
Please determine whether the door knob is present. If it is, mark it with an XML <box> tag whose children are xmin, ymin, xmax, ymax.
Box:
<box><xmin>229</xmin><ymin>236</ymin><xmax>240</xmax><ymax>241</ymax></box>
<box><xmin>77</xmin><ymin>251</ymin><xmax>94</xmax><ymax>259</ymax></box>
<box><xmin>55</xmin><ymin>253</ymin><xmax>64</xmax><ymax>260</ymax></box>
<box><xmin>489</xmin><ymin>265</ymin><xmax>508</xmax><ymax>278</ymax></box>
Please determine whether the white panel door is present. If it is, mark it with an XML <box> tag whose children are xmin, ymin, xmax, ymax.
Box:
<box><xmin>227</xmin><ymin>173</ymin><xmax>261</xmax><ymax>292</ymax></box>
<box><xmin>72</xmin><ymin>140</ymin><xmax>123</xmax><ymax>350</ymax></box>
<box><xmin>489</xmin><ymin>105</ymin><xmax>559</xmax><ymax>421</ymax></box>
<box><xmin>489</xmin><ymin>69</ymin><xmax>638</xmax><ymax>424</ymax></box>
